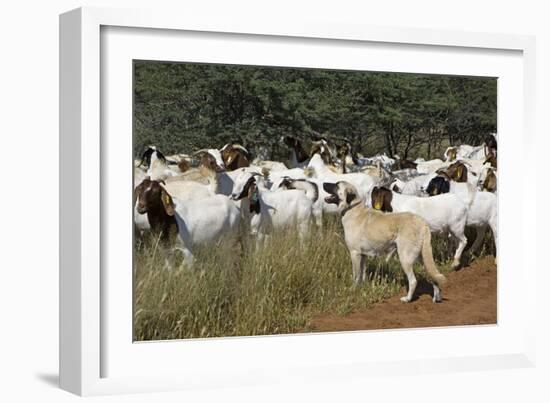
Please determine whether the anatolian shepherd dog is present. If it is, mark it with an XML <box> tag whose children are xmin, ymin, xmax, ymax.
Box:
<box><xmin>323</xmin><ymin>181</ymin><xmax>447</xmax><ymax>303</ymax></box>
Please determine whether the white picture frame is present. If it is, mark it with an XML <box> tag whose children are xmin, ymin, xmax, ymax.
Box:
<box><xmin>59</xmin><ymin>6</ymin><xmax>537</xmax><ymax>396</ymax></box>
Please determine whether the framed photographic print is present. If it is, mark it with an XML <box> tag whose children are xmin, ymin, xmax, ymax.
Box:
<box><xmin>60</xmin><ymin>6</ymin><xmax>537</xmax><ymax>396</ymax></box>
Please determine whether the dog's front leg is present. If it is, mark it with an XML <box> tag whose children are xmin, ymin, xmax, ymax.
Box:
<box><xmin>350</xmin><ymin>251</ymin><xmax>364</xmax><ymax>285</ymax></box>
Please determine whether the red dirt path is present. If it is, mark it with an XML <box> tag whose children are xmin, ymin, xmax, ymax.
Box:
<box><xmin>310</xmin><ymin>256</ymin><xmax>497</xmax><ymax>332</ymax></box>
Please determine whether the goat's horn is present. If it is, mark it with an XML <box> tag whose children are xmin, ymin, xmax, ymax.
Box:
<box><xmin>231</xmin><ymin>144</ymin><xmax>249</xmax><ymax>154</ymax></box>
<box><xmin>193</xmin><ymin>149</ymin><xmax>210</xmax><ymax>156</ymax></box>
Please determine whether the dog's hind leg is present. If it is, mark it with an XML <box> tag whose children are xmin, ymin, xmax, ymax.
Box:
<box><xmin>359</xmin><ymin>254</ymin><xmax>367</xmax><ymax>282</ymax></box>
<box><xmin>397</xmin><ymin>249</ymin><xmax>417</xmax><ymax>303</ymax></box>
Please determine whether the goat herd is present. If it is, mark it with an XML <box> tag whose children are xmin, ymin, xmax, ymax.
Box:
<box><xmin>134</xmin><ymin>134</ymin><xmax>498</xmax><ymax>303</ymax></box>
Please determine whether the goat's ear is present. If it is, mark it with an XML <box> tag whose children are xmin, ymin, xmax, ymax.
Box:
<box><xmin>346</xmin><ymin>188</ymin><xmax>356</xmax><ymax>205</ymax></box>
<box><xmin>160</xmin><ymin>189</ymin><xmax>175</xmax><ymax>216</ymax></box>
<box><xmin>456</xmin><ymin>164</ymin><xmax>464</xmax><ymax>181</ymax></box>
<box><xmin>225</xmin><ymin>151</ymin><xmax>236</xmax><ymax>167</ymax></box>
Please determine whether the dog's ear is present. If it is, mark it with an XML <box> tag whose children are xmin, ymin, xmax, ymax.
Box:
<box><xmin>346</xmin><ymin>188</ymin><xmax>356</xmax><ymax>205</ymax></box>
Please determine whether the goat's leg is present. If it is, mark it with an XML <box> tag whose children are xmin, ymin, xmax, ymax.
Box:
<box><xmin>180</xmin><ymin>248</ymin><xmax>194</xmax><ymax>268</ymax></box>
<box><xmin>451</xmin><ymin>231</ymin><xmax>468</xmax><ymax>270</ymax></box>
<box><xmin>314</xmin><ymin>208</ymin><xmax>323</xmax><ymax>229</ymax></box>
<box><xmin>173</xmin><ymin>236</ymin><xmax>194</xmax><ymax>269</ymax></box>
<box><xmin>468</xmin><ymin>225</ymin><xmax>488</xmax><ymax>258</ymax></box>
<box><xmin>298</xmin><ymin>220</ymin><xmax>310</xmax><ymax>247</ymax></box>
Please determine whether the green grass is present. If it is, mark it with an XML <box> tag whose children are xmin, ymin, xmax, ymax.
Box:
<box><xmin>133</xmin><ymin>217</ymin><xmax>490</xmax><ymax>341</ymax></box>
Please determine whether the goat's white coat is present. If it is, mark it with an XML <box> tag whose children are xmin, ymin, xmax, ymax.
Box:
<box><xmin>231</xmin><ymin>171</ymin><xmax>314</xmax><ymax>243</ymax></box>
<box><xmin>415</xmin><ymin>158</ymin><xmax>448</xmax><ymax>174</ymax></box>
<box><xmin>169</xmin><ymin>193</ymin><xmax>241</xmax><ymax>267</ymax></box>
<box><xmin>307</xmin><ymin>153</ymin><xmax>378</xmax><ymax>199</ymax></box>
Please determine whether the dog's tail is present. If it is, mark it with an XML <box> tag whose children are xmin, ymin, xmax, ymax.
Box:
<box><xmin>421</xmin><ymin>225</ymin><xmax>447</xmax><ymax>287</ymax></box>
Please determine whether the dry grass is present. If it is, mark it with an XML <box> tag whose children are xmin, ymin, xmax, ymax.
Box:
<box><xmin>134</xmin><ymin>216</ymin><xmax>491</xmax><ymax>341</ymax></box>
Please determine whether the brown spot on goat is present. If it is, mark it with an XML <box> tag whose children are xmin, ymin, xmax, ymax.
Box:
<box><xmin>482</xmin><ymin>168</ymin><xmax>497</xmax><ymax>192</ymax></box>
<box><xmin>370</xmin><ymin>186</ymin><xmax>393</xmax><ymax>212</ymax></box>
<box><xmin>194</xmin><ymin>150</ymin><xmax>225</xmax><ymax>173</ymax></box>
<box><xmin>484</xmin><ymin>152</ymin><xmax>497</xmax><ymax>169</ymax></box>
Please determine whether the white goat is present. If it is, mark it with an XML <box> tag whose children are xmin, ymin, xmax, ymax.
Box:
<box><xmin>424</xmin><ymin>176</ymin><xmax>497</xmax><ymax>261</ymax></box>
<box><xmin>230</xmin><ymin>171</ymin><xmax>313</xmax><ymax>244</ymax></box>
<box><xmin>160</xmin><ymin>187</ymin><xmax>241</xmax><ymax>267</ymax></box>
<box><xmin>466</xmin><ymin>190</ymin><xmax>498</xmax><ymax>260</ymax></box>
<box><xmin>391</xmin><ymin>173</ymin><xmax>436</xmax><ymax>196</ymax></box>
<box><xmin>307</xmin><ymin>153</ymin><xmax>378</xmax><ymax>199</ymax></box>
<box><xmin>278</xmin><ymin>178</ymin><xmax>323</xmax><ymax>227</ymax></box>
<box><xmin>144</xmin><ymin>147</ymin><xmax>178</xmax><ymax>181</ymax></box>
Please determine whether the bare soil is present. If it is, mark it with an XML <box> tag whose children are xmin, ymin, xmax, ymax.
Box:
<box><xmin>310</xmin><ymin>256</ymin><xmax>497</xmax><ymax>332</ymax></box>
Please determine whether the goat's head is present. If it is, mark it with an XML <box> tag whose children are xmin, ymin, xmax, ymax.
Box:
<box><xmin>445</xmin><ymin>147</ymin><xmax>458</xmax><ymax>162</ymax></box>
<box><xmin>230</xmin><ymin>170</ymin><xmax>262</xmax><ymax>214</ymax></box>
<box><xmin>484</xmin><ymin>134</ymin><xmax>497</xmax><ymax>153</ymax></box>
<box><xmin>389</xmin><ymin>179</ymin><xmax>402</xmax><ymax>194</ymax></box>
<box><xmin>278</xmin><ymin>176</ymin><xmax>293</xmax><ymax>190</ymax></box>
<box><xmin>425</xmin><ymin>176</ymin><xmax>451</xmax><ymax>196</ymax></box>
<box><xmin>230</xmin><ymin>171</ymin><xmax>262</xmax><ymax>200</ymax></box>
<box><xmin>323</xmin><ymin>181</ymin><xmax>358</xmax><ymax>212</ymax></box>
<box><xmin>220</xmin><ymin>143</ymin><xmax>251</xmax><ymax>171</ymax></box>
<box><xmin>282</xmin><ymin>135</ymin><xmax>298</xmax><ymax>148</ymax></box>
<box><xmin>282</xmin><ymin>135</ymin><xmax>310</xmax><ymax>163</ymax></box>
<box><xmin>336</xmin><ymin>141</ymin><xmax>359</xmax><ymax>166</ymax></box>
<box><xmin>310</xmin><ymin>139</ymin><xmax>334</xmax><ymax>165</ymax></box>
<box><xmin>194</xmin><ymin>149</ymin><xmax>225</xmax><ymax>172</ymax></box>
<box><xmin>134</xmin><ymin>178</ymin><xmax>174</xmax><ymax>216</ymax></box>
<box><xmin>370</xmin><ymin>186</ymin><xmax>393</xmax><ymax>212</ymax></box>
<box><xmin>478</xmin><ymin>166</ymin><xmax>497</xmax><ymax>192</ymax></box>
<box><xmin>445</xmin><ymin>161</ymin><xmax>468</xmax><ymax>182</ymax></box>
<box><xmin>138</xmin><ymin>145</ymin><xmax>166</xmax><ymax>168</ymax></box>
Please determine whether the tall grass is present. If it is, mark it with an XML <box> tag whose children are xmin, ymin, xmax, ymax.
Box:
<box><xmin>134</xmin><ymin>217</ymin><xmax>488</xmax><ymax>341</ymax></box>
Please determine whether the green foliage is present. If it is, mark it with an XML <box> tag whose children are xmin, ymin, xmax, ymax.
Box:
<box><xmin>134</xmin><ymin>61</ymin><xmax>496</xmax><ymax>160</ymax></box>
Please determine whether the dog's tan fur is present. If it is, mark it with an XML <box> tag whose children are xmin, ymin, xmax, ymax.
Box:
<box><xmin>323</xmin><ymin>181</ymin><xmax>446</xmax><ymax>303</ymax></box>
